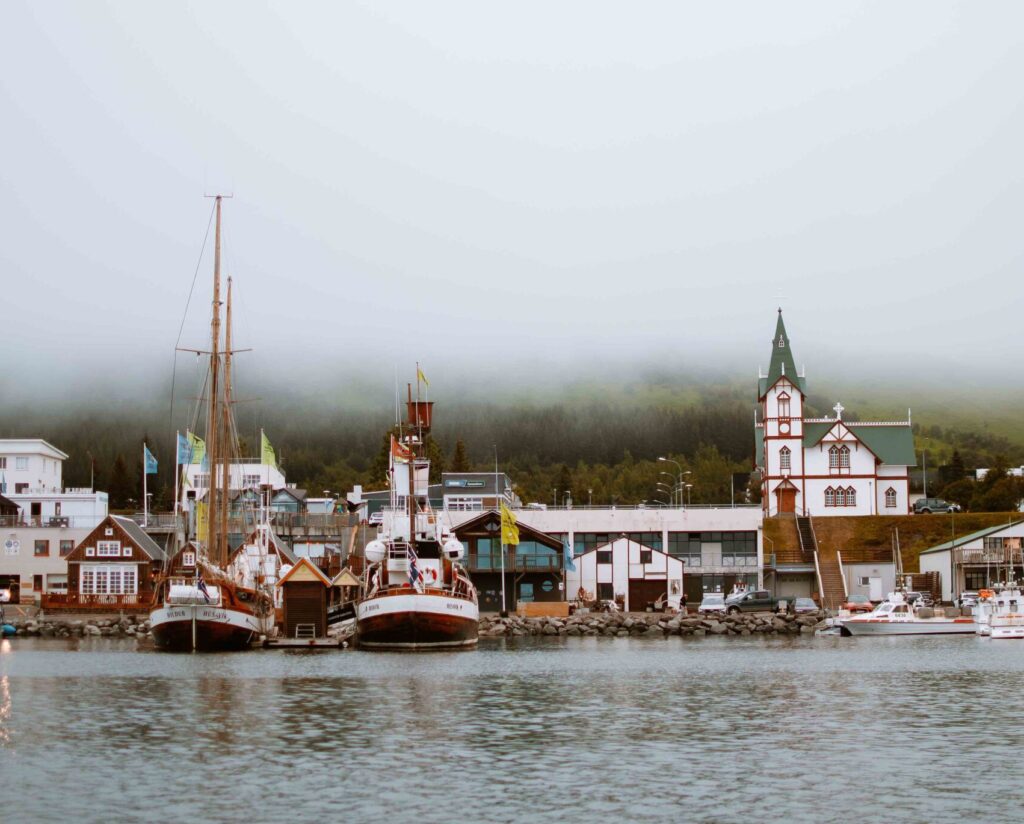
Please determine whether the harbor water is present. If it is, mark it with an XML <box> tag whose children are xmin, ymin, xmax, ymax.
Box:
<box><xmin>3</xmin><ymin>634</ymin><xmax>1024</xmax><ymax>823</ymax></box>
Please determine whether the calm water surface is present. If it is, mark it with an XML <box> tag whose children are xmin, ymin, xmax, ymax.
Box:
<box><xmin>2</xmin><ymin>634</ymin><xmax>1024</xmax><ymax>823</ymax></box>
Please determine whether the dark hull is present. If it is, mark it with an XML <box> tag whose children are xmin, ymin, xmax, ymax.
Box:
<box><xmin>151</xmin><ymin>618</ymin><xmax>257</xmax><ymax>652</ymax></box>
<box><xmin>358</xmin><ymin>610</ymin><xmax>478</xmax><ymax>650</ymax></box>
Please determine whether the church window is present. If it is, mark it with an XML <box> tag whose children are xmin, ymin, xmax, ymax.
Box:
<box><xmin>846</xmin><ymin>487</ymin><xmax>857</xmax><ymax>507</ymax></box>
<box><xmin>835</xmin><ymin>487</ymin><xmax>846</xmax><ymax>507</ymax></box>
<box><xmin>779</xmin><ymin>447</ymin><xmax>791</xmax><ymax>472</ymax></box>
<box><xmin>839</xmin><ymin>446</ymin><xmax>850</xmax><ymax>469</ymax></box>
<box><xmin>829</xmin><ymin>446</ymin><xmax>839</xmax><ymax>469</ymax></box>
<box><xmin>885</xmin><ymin>488</ymin><xmax>897</xmax><ymax>508</ymax></box>
<box><xmin>777</xmin><ymin>392</ymin><xmax>791</xmax><ymax>419</ymax></box>
<box><xmin>824</xmin><ymin>487</ymin><xmax>835</xmax><ymax>507</ymax></box>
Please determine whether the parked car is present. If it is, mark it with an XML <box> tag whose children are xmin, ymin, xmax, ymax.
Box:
<box><xmin>698</xmin><ymin>593</ymin><xmax>727</xmax><ymax>615</ymax></box>
<box><xmin>905</xmin><ymin>591</ymin><xmax>934</xmax><ymax>608</ymax></box>
<box><xmin>725</xmin><ymin>589</ymin><xmax>780</xmax><ymax>614</ymax></box>
<box><xmin>914</xmin><ymin>497</ymin><xmax>961</xmax><ymax>514</ymax></box>
<box><xmin>788</xmin><ymin>597</ymin><xmax>820</xmax><ymax>615</ymax></box>
<box><xmin>957</xmin><ymin>591</ymin><xmax>980</xmax><ymax>608</ymax></box>
<box><xmin>841</xmin><ymin>593</ymin><xmax>874</xmax><ymax>613</ymax></box>
<box><xmin>368</xmin><ymin>511</ymin><xmax>385</xmax><ymax>526</ymax></box>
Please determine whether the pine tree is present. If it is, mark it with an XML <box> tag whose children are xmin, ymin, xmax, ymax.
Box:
<box><xmin>108</xmin><ymin>454</ymin><xmax>132</xmax><ymax>509</ymax></box>
<box><xmin>451</xmin><ymin>439</ymin><xmax>471</xmax><ymax>472</ymax></box>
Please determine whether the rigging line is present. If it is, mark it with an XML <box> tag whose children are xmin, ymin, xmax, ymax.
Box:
<box><xmin>168</xmin><ymin>200</ymin><xmax>218</xmax><ymax>442</ymax></box>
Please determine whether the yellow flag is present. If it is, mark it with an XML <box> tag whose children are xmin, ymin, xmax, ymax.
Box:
<box><xmin>500</xmin><ymin>502</ymin><xmax>519</xmax><ymax>546</ymax></box>
<box><xmin>417</xmin><ymin>366</ymin><xmax>429</xmax><ymax>387</ymax></box>
<box><xmin>196</xmin><ymin>502</ymin><xmax>209</xmax><ymax>545</ymax></box>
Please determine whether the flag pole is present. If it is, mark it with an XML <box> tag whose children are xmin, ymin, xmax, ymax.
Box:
<box><xmin>143</xmin><ymin>442</ymin><xmax>149</xmax><ymax>528</ymax></box>
<box><xmin>497</xmin><ymin>444</ymin><xmax>506</xmax><ymax>616</ymax></box>
<box><xmin>173</xmin><ymin>431</ymin><xmax>180</xmax><ymax>524</ymax></box>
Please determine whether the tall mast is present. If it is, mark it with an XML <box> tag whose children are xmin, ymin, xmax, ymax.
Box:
<box><xmin>219</xmin><ymin>275</ymin><xmax>233</xmax><ymax>564</ymax></box>
<box><xmin>207</xmin><ymin>196</ymin><xmax>223</xmax><ymax>565</ymax></box>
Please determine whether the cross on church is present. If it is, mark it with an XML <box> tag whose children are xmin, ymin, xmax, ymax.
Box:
<box><xmin>833</xmin><ymin>402</ymin><xmax>844</xmax><ymax>420</ymax></box>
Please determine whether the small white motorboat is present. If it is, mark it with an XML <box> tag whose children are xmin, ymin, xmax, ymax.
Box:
<box><xmin>839</xmin><ymin>591</ymin><xmax>976</xmax><ymax>636</ymax></box>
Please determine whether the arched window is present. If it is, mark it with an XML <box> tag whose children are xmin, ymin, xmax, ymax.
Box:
<box><xmin>839</xmin><ymin>446</ymin><xmax>850</xmax><ymax>469</ymax></box>
<box><xmin>824</xmin><ymin>487</ymin><xmax>835</xmax><ymax>507</ymax></box>
<box><xmin>885</xmin><ymin>487</ymin><xmax>897</xmax><ymax>508</ymax></box>
<box><xmin>780</xmin><ymin>446</ymin><xmax>791</xmax><ymax>472</ymax></box>
<box><xmin>777</xmin><ymin>392</ymin><xmax>791</xmax><ymax>420</ymax></box>
<box><xmin>829</xmin><ymin>446</ymin><xmax>839</xmax><ymax>469</ymax></box>
<box><xmin>835</xmin><ymin>487</ymin><xmax>846</xmax><ymax>507</ymax></box>
<box><xmin>846</xmin><ymin>487</ymin><xmax>857</xmax><ymax>507</ymax></box>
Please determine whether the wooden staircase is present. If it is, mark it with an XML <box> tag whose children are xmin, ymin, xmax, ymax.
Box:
<box><xmin>796</xmin><ymin>515</ymin><xmax>846</xmax><ymax>610</ymax></box>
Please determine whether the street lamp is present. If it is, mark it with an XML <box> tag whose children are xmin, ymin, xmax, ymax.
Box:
<box><xmin>684</xmin><ymin>483</ymin><xmax>694</xmax><ymax>507</ymax></box>
<box><xmin>659</xmin><ymin>458</ymin><xmax>691</xmax><ymax>507</ymax></box>
<box><xmin>588</xmin><ymin>488</ymin><xmax>593</xmax><ymax>507</ymax></box>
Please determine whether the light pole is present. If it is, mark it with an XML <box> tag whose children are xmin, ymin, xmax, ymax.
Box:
<box><xmin>685</xmin><ymin>483</ymin><xmax>693</xmax><ymax>507</ymax></box>
<box><xmin>588</xmin><ymin>488</ymin><xmax>593</xmax><ymax>507</ymax></box>
<box><xmin>564</xmin><ymin>489</ymin><xmax>572</xmax><ymax>508</ymax></box>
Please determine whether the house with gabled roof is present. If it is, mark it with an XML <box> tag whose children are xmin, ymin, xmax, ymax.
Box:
<box><xmin>754</xmin><ymin>311</ymin><xmax>916</xmax><ymax>517</ymax></box>
<box><xmin>43</xmin><ymin>514</ymin><xmax>165</xmax><ymax>611</ymax></box>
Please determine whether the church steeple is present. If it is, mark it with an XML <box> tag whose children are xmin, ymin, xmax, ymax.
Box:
<box><xmin>763</xmin><ymin>309</ymin><xmax>803</xmax><ymax>395</ymax></box>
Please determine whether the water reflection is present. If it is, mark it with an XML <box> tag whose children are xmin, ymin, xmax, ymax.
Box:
<box><xmin>1</xmin><ymin>636</ymin><xmax>1023</xmax><ymax>822</ymax></box>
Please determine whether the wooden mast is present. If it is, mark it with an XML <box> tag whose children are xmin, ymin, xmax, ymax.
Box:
<box><xmin>219</xmin><ymin>275</ymin><xmax>233</xmax><ymax>563</ymax></box>
<box><xmin>207</xmin><ymin>196</ymin><xmax>223</xmax><ymax>566</ymax></box>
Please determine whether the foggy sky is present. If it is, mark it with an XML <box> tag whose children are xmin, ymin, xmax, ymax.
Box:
<box><xmin>2</xmin><ymin>1</ymin><xmax>1023</xmax><ymax>399</ymax></box>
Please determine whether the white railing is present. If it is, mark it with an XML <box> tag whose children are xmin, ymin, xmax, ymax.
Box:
<box><xmin>836</xmin><ymin>550</ymin><xmax>849</xmax><ymax>599</ymax></box>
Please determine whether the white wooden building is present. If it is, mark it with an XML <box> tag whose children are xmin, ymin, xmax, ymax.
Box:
<box><xmin>754</xmin><ymin>311</ymin><xmax>916</xmax><ymax>517</ymax></box>
<box><xmin>564</xmin><ymin>537</ymin><xmax>684</xmax><ymax>611</ymax></box>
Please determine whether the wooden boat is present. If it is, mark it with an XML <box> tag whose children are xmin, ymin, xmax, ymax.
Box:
<box><xmin>356</xmin><ymin>377</ymin><xmax>479</xmax><ymax>650</ymax></box>
<box><xmin>150</xmin><ymin>196</ymin><xmax>275</xmax><ymax>652</ymax></box>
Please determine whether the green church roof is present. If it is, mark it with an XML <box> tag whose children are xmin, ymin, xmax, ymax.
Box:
<box><xmin>758</xmin><ymin>310</ymin><xmax>805</xmax><ymax>397</ymax></box>
<box><xmin>802</xmin><ymin>420</ymin><xmax>917</xmax><ymax>467</ymax></box>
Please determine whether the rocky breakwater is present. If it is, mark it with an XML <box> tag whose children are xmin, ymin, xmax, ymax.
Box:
<box><xmin>5</xmin><ymin>616</ymin><xmax>153</xmax><ymax>639</ymax></box>
<box><xmin>479</xmin><ymin>610</ymin><xmax>828</xmax><ymax>638</ymax></box>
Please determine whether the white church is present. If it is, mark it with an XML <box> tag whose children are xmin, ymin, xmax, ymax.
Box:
<box><xmin>754</xmin><ymin>312</ymin><xmax>916</xmax><ymax>518</ymax></box>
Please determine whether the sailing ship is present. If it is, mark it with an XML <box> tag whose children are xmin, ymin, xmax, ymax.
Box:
<box><xmin>356</xmin><ymin>379</ymin><xmax>479</xmax><ymax>649</ymax></box>
<box><xmin>150</xmin><ymin>196</ymin><xmax>274</xmax><ymax>651</ymax></box>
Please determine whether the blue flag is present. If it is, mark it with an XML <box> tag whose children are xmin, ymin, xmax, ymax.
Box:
<box><xmin>176</xmin><ymin>432</ymin><xmax>191</xmax><ymax>465</ymax></box>
<box><xmin>144</xmin><ymin>444</ymin><xmax>158</xmax><ymax>475</ymax></box>
<box><xmin>563</xmin><ymin>535</ymin><xmax>576</xmax><ymax>573</ymax></box>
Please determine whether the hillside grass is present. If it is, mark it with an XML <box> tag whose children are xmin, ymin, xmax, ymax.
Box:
<box><xmin>764</xmin><ymin>513</ymin><xmax>1022</xmax><ymax>572</ymax></box>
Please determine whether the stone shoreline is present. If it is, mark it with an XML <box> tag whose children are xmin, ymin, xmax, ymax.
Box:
<box><xmin>4</xmin><ymin>617</ymin><xmax>153</xmax><ymax>639</ymax></box>
<box><xmin>481</xmin><ymin>610</ymin><xmax>829</xmax><ymax>637</ymax></box>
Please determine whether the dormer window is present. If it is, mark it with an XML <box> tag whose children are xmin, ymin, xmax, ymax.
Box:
<box><xmin>777</xmin><ymin>335</ymin><xmax>785</xmax><ymax>348</ymax></box>
<box><xmin>839</xmin><ymin>446</ymin><xmax>850</xmax><ymax>468</ymax></box>
<box><xmin>829</xmin><ymin>445</ymin><xmax>851</xmax><ymax>470</ymax></box>
<box><xmin>779</xmin><ymin>446</ymin><xmax>791</xmax><ymax>472</ymax></box>
<box><xmin>777</xmin><ymin>392</ymin><xmax>791</xmax><ymax>420</ymax></box>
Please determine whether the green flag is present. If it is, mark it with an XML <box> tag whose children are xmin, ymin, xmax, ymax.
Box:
<box><xmin>187</xmin><ymin>431</ymin><xmax>206</xmax><ymax>466</ymax></box>
<box><xmin>261</xmin><ymin>430</ymin><xmax>277</xmax><ymax>469</ymax></box>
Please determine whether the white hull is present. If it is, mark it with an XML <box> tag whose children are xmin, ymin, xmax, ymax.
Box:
<box><xmin>357</xmin><ymin>591</ymin><xmax>479</xmax><ymax>649</ymax></box>
<box><xmin>841</xmin><ymin>617</ymin><xmax>977</xmax><ymax>636</ymax></box>
<box><xmin>989</xmin><ymin>618</ymin><xmax>1024</xmax><ymax>640</ymax></box>
<box><xmin>150</xmin><ymin>603</ymin><xmax>264</xmax><ymax>650</ymax></box>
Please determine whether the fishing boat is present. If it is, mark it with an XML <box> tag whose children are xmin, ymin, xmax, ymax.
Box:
<box><xmin>356</xmin><ymin>378</ymin><xmax>479</xmax><ymax>650</ymax></box>
<box><xmin>839</xmin><ymin>590</ymin><xmax>976</xmax><ymax>636</ymax></box>
<box><xmin>150</xmin><ymin>196</ymin><xmax>275</xmax><ymax>651</ymax></box>
<box><xmin>977</xmin><ymin>585</ymin><xmax>1024</xmax><ymax>640</ymax></box>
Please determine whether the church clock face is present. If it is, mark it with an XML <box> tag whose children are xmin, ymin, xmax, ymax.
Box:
<box><xmin>780</xmin><ymin>422</ymin><xmax>791</xmax><ymax>435</ymax></box>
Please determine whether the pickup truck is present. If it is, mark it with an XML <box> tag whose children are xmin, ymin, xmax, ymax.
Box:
<box><xmin>724</xmin><ymin>589</ymin><xmax>784</xmax><ymax>614</ymax></box>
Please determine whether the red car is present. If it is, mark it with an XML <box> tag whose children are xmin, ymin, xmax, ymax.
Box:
<box><xmin>841</xmin><ymin>593</ymin><xmax>874</xmax><ymax>613</ymax></box>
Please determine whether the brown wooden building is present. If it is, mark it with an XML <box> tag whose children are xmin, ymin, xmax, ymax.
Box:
<box><xmin>276</xmin><ymin>557</ymin><xmax>331</xmax><ymax>638</ymax></box>
<box><xmin>44</xmin><ymin>515</ymin><xmax>165</xmax><ymax>612</ymax></box>
<box><xmin>453</xmin><ymin>511</ymin><xmax>565</xmax><ymax>612</ymax></box>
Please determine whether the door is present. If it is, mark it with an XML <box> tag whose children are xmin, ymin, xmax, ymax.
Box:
<box><xmin>31</xmin><ymin>502</ymin><xmax>42</xmax><ymax>524</ymax></box>
<box><xmin>869</xmin><ymin>577</ymin><xmax>883</xmax><ymax>601</ymax></box>
<box><xmin>628</xmin><ymin>579</ymin><xmax>666</xmax><ymax>612</ymax></box>
<box><xmin>777</xmin><ymin>488</ymin><xmax>796</xmax><ymax>514</ymax></box>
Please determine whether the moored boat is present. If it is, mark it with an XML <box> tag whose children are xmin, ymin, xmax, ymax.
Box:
<box><xmin>979</xmin><ymin>585</ymin><xmax>1024</xmax><ymax>640</ymax></box>
<box><xmin>356</xmin><ymin>375</ymin><xmax>479</xmax><ymax>650</ymax></box>
<box><xmin>839</xmin><ymin>591</ymin><xmax>976</xmax><ymax>636</ymax></box>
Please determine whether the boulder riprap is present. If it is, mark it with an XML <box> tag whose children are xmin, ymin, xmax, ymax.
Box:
<box><xmin>6</xmin><ymin>616</ymin><xmax>155</xmax><ymax>640</ymax></box>
<box><xmin>478</xmin><ymin>610</ymin><xmax>826</xmax><ymax>638</ymax></box>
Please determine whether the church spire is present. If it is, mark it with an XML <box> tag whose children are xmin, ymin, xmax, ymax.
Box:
<box><xmin>764</xmin><ymin>309</ymin><xmax>802</xmax><ymax>393</ymax></box>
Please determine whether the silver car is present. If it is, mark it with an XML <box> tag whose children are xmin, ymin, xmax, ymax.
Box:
<box><xmin>698</xmin><ymin>593</ymin><xmax>726</xmax><ymax>614</ymax></box>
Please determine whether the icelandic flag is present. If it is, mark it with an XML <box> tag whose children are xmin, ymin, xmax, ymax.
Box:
<box><xmin>144</xmin><ymin>444</ymin><xmax>158</xmax><ymax>474</ymax></box>
<box><xmin>563</xmin><ymin>535</ymin><xmax>576</xmax><ymax>572</ymax></box>
<box><xmin>196</xmin><ymin>575</ymin><xmax>211</xmax><ymax>603</ymax></box>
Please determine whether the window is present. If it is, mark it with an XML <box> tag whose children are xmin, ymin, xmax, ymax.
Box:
<box><xmin>574</xmin><ymin>533</ymin><xmax>611</xmax><ymax>555</ymax></box>
<box><xmin>86</xmin><ymin>546</ymin><xmax>95</xmax><ymax>556</ymax></box>
<box><xmin>667</xmin><ymin>532</ymin><xmax>702</xmax><ymax>564</ymax></box>
<box><xmin>60</xmin><ymin>540</ymin><xmax>74</xmax><ymax>556</ymax></box>
<box><xmin>518</xmin><ymin>582</ymin><xmax>534</xmax><ymax>603</ymax></box>
<box><xmin>885</xmin><ymin>488</ymin><xmax>897</xmax><ymax>508</ymax></box>
<box><xmin>515</xmin><ymin>541</ymin><xmax>559</xmax><ymax>569</ymax></box>
<box><xmin>104</xmin><ymin>528</ymin><xmax>113</xmax><ymax>536</ymax></box>
<box><xmin>626</xmin><ymin>532</ymin><xmax>663</xmax><ymax>551</ymax></box>
<box><xmin>34</xmin><ymin>539</ymin><xmax>49</xmax><ymax>557</ymax></box>
<box><xmin>182</xmin><ymin>551</ymin><xmax>196</xmax><ymax>567</ymax></box>
<box><xmin>859</xmin><ymin>576</ymin><xmax>871</xmax><ymax>586</ymax></box>
<box><xmin>777</xmin><ymin>392</ymin><xmax>791</xmax><ymax>419</ymax></box>
<box><xmin>97</xmin><ymin>541</ymin><xmax>120</xmax><ymax>557</ymax></box>
<box><xmin>840</xmin><ymin>446</ymin><xmax>850</xmax><ymax>468</ymax></box>
<box><xmin>15</xmin><ymin>483</ymin><xmax>28</xmax><ymax>494</ymax></box>
<box><xmin>124</xmin><ymin>547</ymin><xmax>132</xmax><ymax>557</ymax></box>
<box><xmin>597</xmin><ymin>583</ymin><xmax>614</xmax><ymax>600</ymax></box>
<box><xmin>835</xmin><ymin>487</ymin><xmax>846</xmax><ymax>507</ymax></box>
<box><xmin>779</xmin><ymin>446</ymin><xmax>791</xmax><ymax>472</ymax></box>
<box><xmin>640</xmin><ymin>549</ymin><xmax>653</xmax><ymax>564</ymax></box>
<box><xmin>446</xmin><ymin>497</ymin><xmax>484</xmax><ymax>512</ymax></box>
<box><xmin>829</xmin><ymin>447</ymin><xmax>839</xmax><ymax>469</ymax></box>
<box><xmin>195</xmin><ymin>474</ymin><xmax>210</xmax><ymax>489</ymax></box>
<box><xmin>79</xmin><ymin>564</ymin><xmax>138</xmax><ymax>596</ymax></box>
<box><xmin>16</xmin><ymin>457</ymin><xmax>28</xmax><ymax>470</ymax></box>
<box><xmin>243</xmin><ymin>474</ymin><xmax>261</xmax><ymax>488</ymax></box>
<box><xmin>33</xmin><ymin>574</ymin><xmax>43</xmax><ymax>591</ymax></box>
<box><xmin>825</xmin><ymin>487</ymin><xmax>836</xmax><ymax>507</ymax></box>
<box><xmin>846</xmin><ymin>487</ymin><xmax>857</xmax><ymax>507</ymax></box>
<box><xmin>597</xmin><ymin>550</ymin><xmax>612</xmax><ymax>565</ymax></box>
<box><xmin>54</xmin><ymin>502</ymin><xmax>61</xmax><ymax>517</ymax></box>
